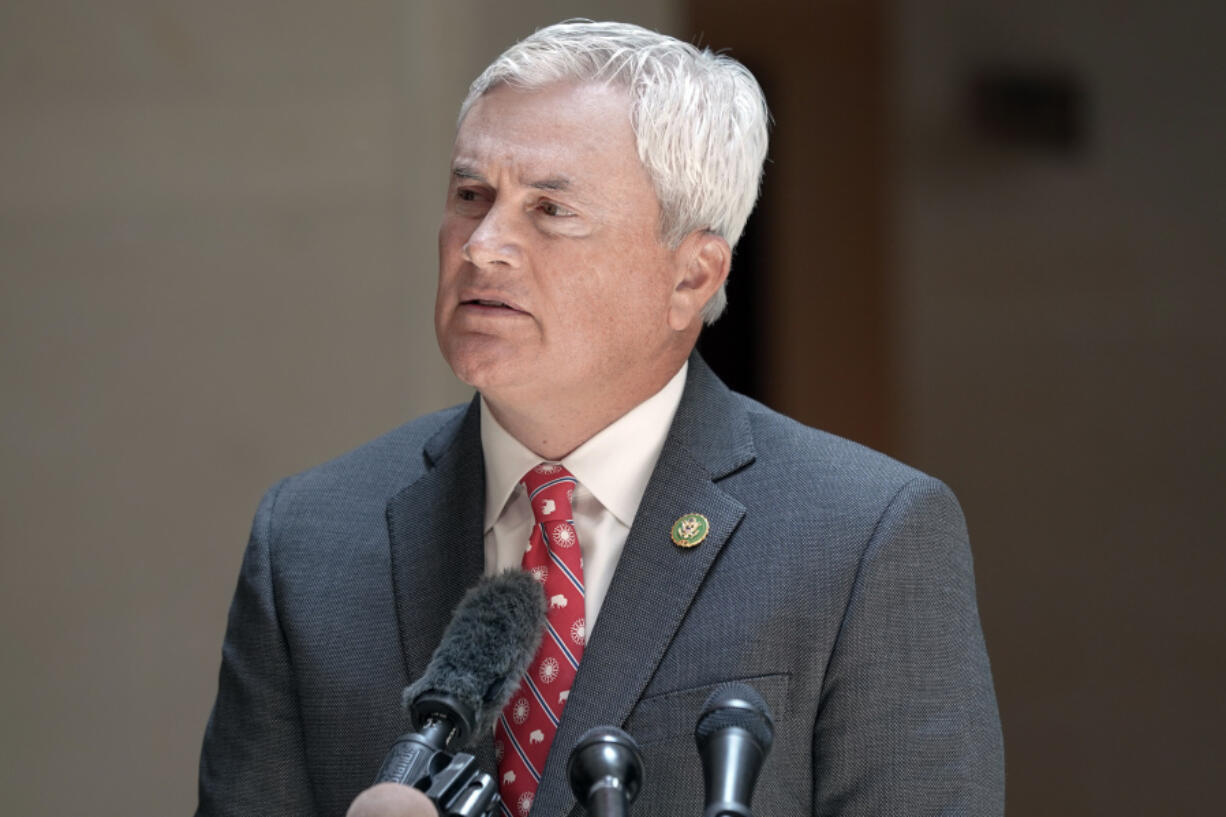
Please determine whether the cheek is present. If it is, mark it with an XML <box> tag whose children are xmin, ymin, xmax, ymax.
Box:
<box><xmin>437</xmin><ymin>219</ymin><xmax>471</xmax><ymax>270</ymax></box>
<box><xmin>600</xmin><ymin>249</ymin><xmax>674</xmax><ymax>316</ymax></box>
<box><xmin>435</xmin><ymin>223</ymin><xmax>467</xmax><ymax>322</ymax></box>
<box><xmin>569</xmin><ymin>272</ymin><xmax>668</xmax><ymax>346</ymax></box>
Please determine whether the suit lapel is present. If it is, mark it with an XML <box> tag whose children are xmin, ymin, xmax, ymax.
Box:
<box><xmin>530</xmin><ymin>357</ymin><xmax>756</xmax><ymax>817</ymax></box>
<box><xmin>385</xmin><ymin>398</ymin><xmax>487</xmax><ymax>732</ymax></box>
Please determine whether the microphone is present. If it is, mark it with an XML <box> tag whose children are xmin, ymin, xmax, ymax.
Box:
<box><xmin>567</xmin><ymin>726</ymin><xmax>644</xmax><ymax>817</ymax></box>
<box><xmin>694</xmin><ymin>683</ymin><xmax>774</xmax><ymax>817</ymax></box>
<box><xmin>373</xmin><ymin>571</ymin><xmax>546</xmax><ymax>816</ymax></box>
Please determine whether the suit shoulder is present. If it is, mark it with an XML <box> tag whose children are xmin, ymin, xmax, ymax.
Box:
<box><xmin>723</xmin><ymin>394</ymin><xmax>968</xmax><ymax>577</ymax></box>
<box><xmin>733</xmin><ymin>393</ymin><xmax>945</xmax><ymax>503</ymax></box>
<box><xmin>268</xmin><ymin>402</ymin><xmax>471</xmax><ymax>514</ymax></box>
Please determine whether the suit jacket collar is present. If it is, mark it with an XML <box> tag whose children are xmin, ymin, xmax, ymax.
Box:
<box><xmin>386</xmin><ymin>354</ymin><xmax>757</xmax><ymax>816</ymax></box>
<box><xmin>385</xmin><ymin>398</ymin><xmax>490</xmax><ymax>760</ymax></box>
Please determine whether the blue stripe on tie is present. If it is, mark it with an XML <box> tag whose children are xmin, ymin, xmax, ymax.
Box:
<box><xmin>500</xmin><ymin>802</ymin><xmax>513</xmax><ymax>817</ymax></box>
<box><xmin>524</xmin><ymin>675</ymin><xmax>560</xmax><ymax>726</ymax></box>
<box><xmin>546</xmin><ymin>545</ymin><xmax>585</xmax><ymax>595</ymax></box>
<box><xmin>527</xmin><ymin>475</ymin><xmax>576</xmax><ymax>501</ymax></box>
<box><xmin>545</xmin><ymin>619</ymin><xmax>581</xmax><ymax>670</ymax></box>
<box><xmin>500</xmin><ymin>714</ymin><xmax>542</xmax><ymax>783</ymax></box>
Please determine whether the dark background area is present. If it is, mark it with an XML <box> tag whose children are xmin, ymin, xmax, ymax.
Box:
<box><xmin>692</xmin><ymin>2</ymin><xmax>1226</xmax><ymax>815</ymax></box>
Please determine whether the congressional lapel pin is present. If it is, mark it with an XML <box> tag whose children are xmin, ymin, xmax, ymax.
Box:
<box><xmin>671</xmin><ymin>513</ymin><xmax>710</xmax><ymax>548</ymax></box>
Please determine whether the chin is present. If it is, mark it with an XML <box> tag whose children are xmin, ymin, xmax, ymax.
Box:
<box><xmin>440</xmin><ymin>334</ymin><xmax>523</xmax><ymax>393</ymax></box>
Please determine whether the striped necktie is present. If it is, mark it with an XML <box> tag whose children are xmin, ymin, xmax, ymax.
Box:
<box><xmin>495</xmin><ymin>463</ymin><xmax>587</xmax><ymax>817</ymax></box>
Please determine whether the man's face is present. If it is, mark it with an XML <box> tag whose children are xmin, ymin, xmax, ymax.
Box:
<box><xmin>435</xmin><ymin>81</ymin><xmax>684</xmax><ymax>416</ymax></box>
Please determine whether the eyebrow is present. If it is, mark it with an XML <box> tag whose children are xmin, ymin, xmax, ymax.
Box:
<box><xmin>452</xmin><ymin>165</ymin><xmax>486</xmax><ymax>184</ymax></box>
<box><xmin>451</xmin><ymin>164</ymin><xmax>573</xmax><ymax>193</ymax></box>
<box><xmin>529</xmin><ymin>176</ymin><xmax>572</xmax><ymax>192</ymax></box>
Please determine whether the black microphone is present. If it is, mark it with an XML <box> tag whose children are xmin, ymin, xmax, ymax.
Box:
<box><xmin>694</xmin><ymin>683</ymin><xmax>774</xmax><ymax>817</ymax></box>
<box><xmin>567</xmin><ymin>726</ymin><xmax>644</xmax><ymax>817</ymax></box>
<box><xmin>373</xmin><ymin>571</ymin><xmax>546</xmax><ymax>816</ymax></box>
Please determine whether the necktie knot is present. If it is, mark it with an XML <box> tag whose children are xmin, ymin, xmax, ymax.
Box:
<box><xmin>522</xmin><ymin>463</ymin><xmax>577</xmax><ymax>524</ymax></box>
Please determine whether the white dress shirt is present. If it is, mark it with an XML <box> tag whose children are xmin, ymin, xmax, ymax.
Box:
<box><xmin>480</xmin><ymin>362</ymin><xmax>688</xmax><ymax>632</ymax></box>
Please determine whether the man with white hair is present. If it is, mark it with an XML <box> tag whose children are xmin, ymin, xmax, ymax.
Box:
<box><xmin>197</xmin><ymin>20</ymin><xmax>1004</xmax><ymax>817</ymax></box>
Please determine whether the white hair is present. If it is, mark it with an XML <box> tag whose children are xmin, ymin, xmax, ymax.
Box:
<box><xmin>459</xmin><ymin>20</ymin><xmax>770</xmax><ymax>325</ymax></box>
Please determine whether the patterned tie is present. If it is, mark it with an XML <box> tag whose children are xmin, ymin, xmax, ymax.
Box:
<box><xmin>495</xmin><ymin>463</ymin><xmax>587</xmax><ymax>817</ymax></box>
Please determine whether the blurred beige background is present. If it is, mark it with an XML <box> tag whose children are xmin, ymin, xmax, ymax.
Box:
<box><xmin>1</xmin><ymin>1</ymin><xmax>1222</xmax><ymax>815</ymax></box>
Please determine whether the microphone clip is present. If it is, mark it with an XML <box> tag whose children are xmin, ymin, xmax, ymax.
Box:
<box><xmin>375</xmin><ymin>693</ymin><xmax>500</xmax><ymax>817</ymax></box>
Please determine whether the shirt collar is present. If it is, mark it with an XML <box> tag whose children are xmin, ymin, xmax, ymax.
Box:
<box><xmin>480</xmin><ymin>362</ymin><xmax>688</xmax><ymax>531</ymax></box>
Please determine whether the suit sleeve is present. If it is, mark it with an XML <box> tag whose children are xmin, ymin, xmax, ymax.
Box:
<box><xmin>196</xmin><ymin>480</ymin><xmax>319</xmax><ymax>817</ymax></box>
<box><xmin>811</xmin><ymin>476</ymin><xmax>1005</xmax><ymax>816</ymax></box>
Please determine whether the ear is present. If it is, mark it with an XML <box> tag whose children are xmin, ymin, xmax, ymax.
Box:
<box><xmin>667</xmin><ymin>231</ymin><xmax>731</xmax><ymax>331</ymax></box>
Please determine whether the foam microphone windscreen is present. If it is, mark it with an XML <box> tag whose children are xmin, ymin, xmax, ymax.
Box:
<box><xmin>402</xmin><ymin>570</ymin><xmax>547</xmax><ymax>741</ymax></box>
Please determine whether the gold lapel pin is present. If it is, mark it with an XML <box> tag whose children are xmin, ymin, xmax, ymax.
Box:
<box><xmin>671</xmin><ymin>513</ymin><xmax>710</xmax><ymax>548</ymax></box>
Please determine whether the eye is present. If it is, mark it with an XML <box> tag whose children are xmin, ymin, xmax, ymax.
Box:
<box><xmin>537</xmin><ymin>200</ymin><xmax>576</xmax><ymax>218</ymax></box>
<box><xmin>453</xmin><ymin>186</ymin><xmax>492</xmax><ymax>215</ymax></box>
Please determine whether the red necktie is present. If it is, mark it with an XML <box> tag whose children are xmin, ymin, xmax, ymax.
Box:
<box><xmin>495</xmin><ymin>463</ymin><xmax>586</xmax><ymax>817</ymax></box>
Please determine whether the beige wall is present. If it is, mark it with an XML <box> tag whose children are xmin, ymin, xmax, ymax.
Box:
<box><xmin>0</xmin><ymin>2</ymin><xmax>679</xmax><ymax>813</ymax></box>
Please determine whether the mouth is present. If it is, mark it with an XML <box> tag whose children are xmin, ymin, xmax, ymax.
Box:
<box><xmin>459</xmin><ymin>296</ymin><xmax>527</xmax><ymax>314</ymax></box>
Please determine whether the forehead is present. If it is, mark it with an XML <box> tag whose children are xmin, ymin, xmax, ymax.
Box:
<box><xmin>451</xmin><ymin>81</ymin><xmax>650</xmax><ymax>194</ymax></box>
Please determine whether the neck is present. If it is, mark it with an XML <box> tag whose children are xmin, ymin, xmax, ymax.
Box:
<box><xmin>484</xmin><ymin>364</ymin><xmax>686</xmax><ymax>461</ymax></box>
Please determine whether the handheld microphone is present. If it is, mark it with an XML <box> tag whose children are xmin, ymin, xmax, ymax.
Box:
<box><xmin>373</xmin><ymin>571</ymin><xmax>546</xmax><ymax>816</ymax></box>
<box><xmin>567</xmin><ymin>726</ymin><xmax>644</xmax><ymax>817</ymax></box>
<box><xmin>694</xmin><ymin>683</ymin><xmax>774</xmax><ymax>817</ymax></box>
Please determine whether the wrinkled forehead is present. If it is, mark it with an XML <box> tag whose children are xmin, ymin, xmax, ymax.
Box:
<box><xmin>451</xmin><ymin>81</ymin><xmax>642</xmax><ymax>181</ymax></box>
<box><xmin>458</xmin><ymin>75</ymin><xmax>633</xmax><ymax>129</ymax></box>
<box><xmin>447</xmin><ymin>81</ymin><xmax>665</xmax><ymax>230</ymax></box>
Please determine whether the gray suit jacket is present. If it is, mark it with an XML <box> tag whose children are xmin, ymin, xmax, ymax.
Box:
<box><xmin>197</xmin><ymin>356</ymin><xmax>1004</xmax><ymax>816</ymax></box>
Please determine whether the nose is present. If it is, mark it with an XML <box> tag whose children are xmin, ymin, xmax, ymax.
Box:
<box><xmin>462</xmin><ymin>205</ymin><xmax>520</xmax><ymax>269</ymax></box>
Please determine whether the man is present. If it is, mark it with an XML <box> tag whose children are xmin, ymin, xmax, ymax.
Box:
<box><xmin>197</xmin><ymin>20</ymin><xmax>1004</xmax><ymax>817</ymax></box>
